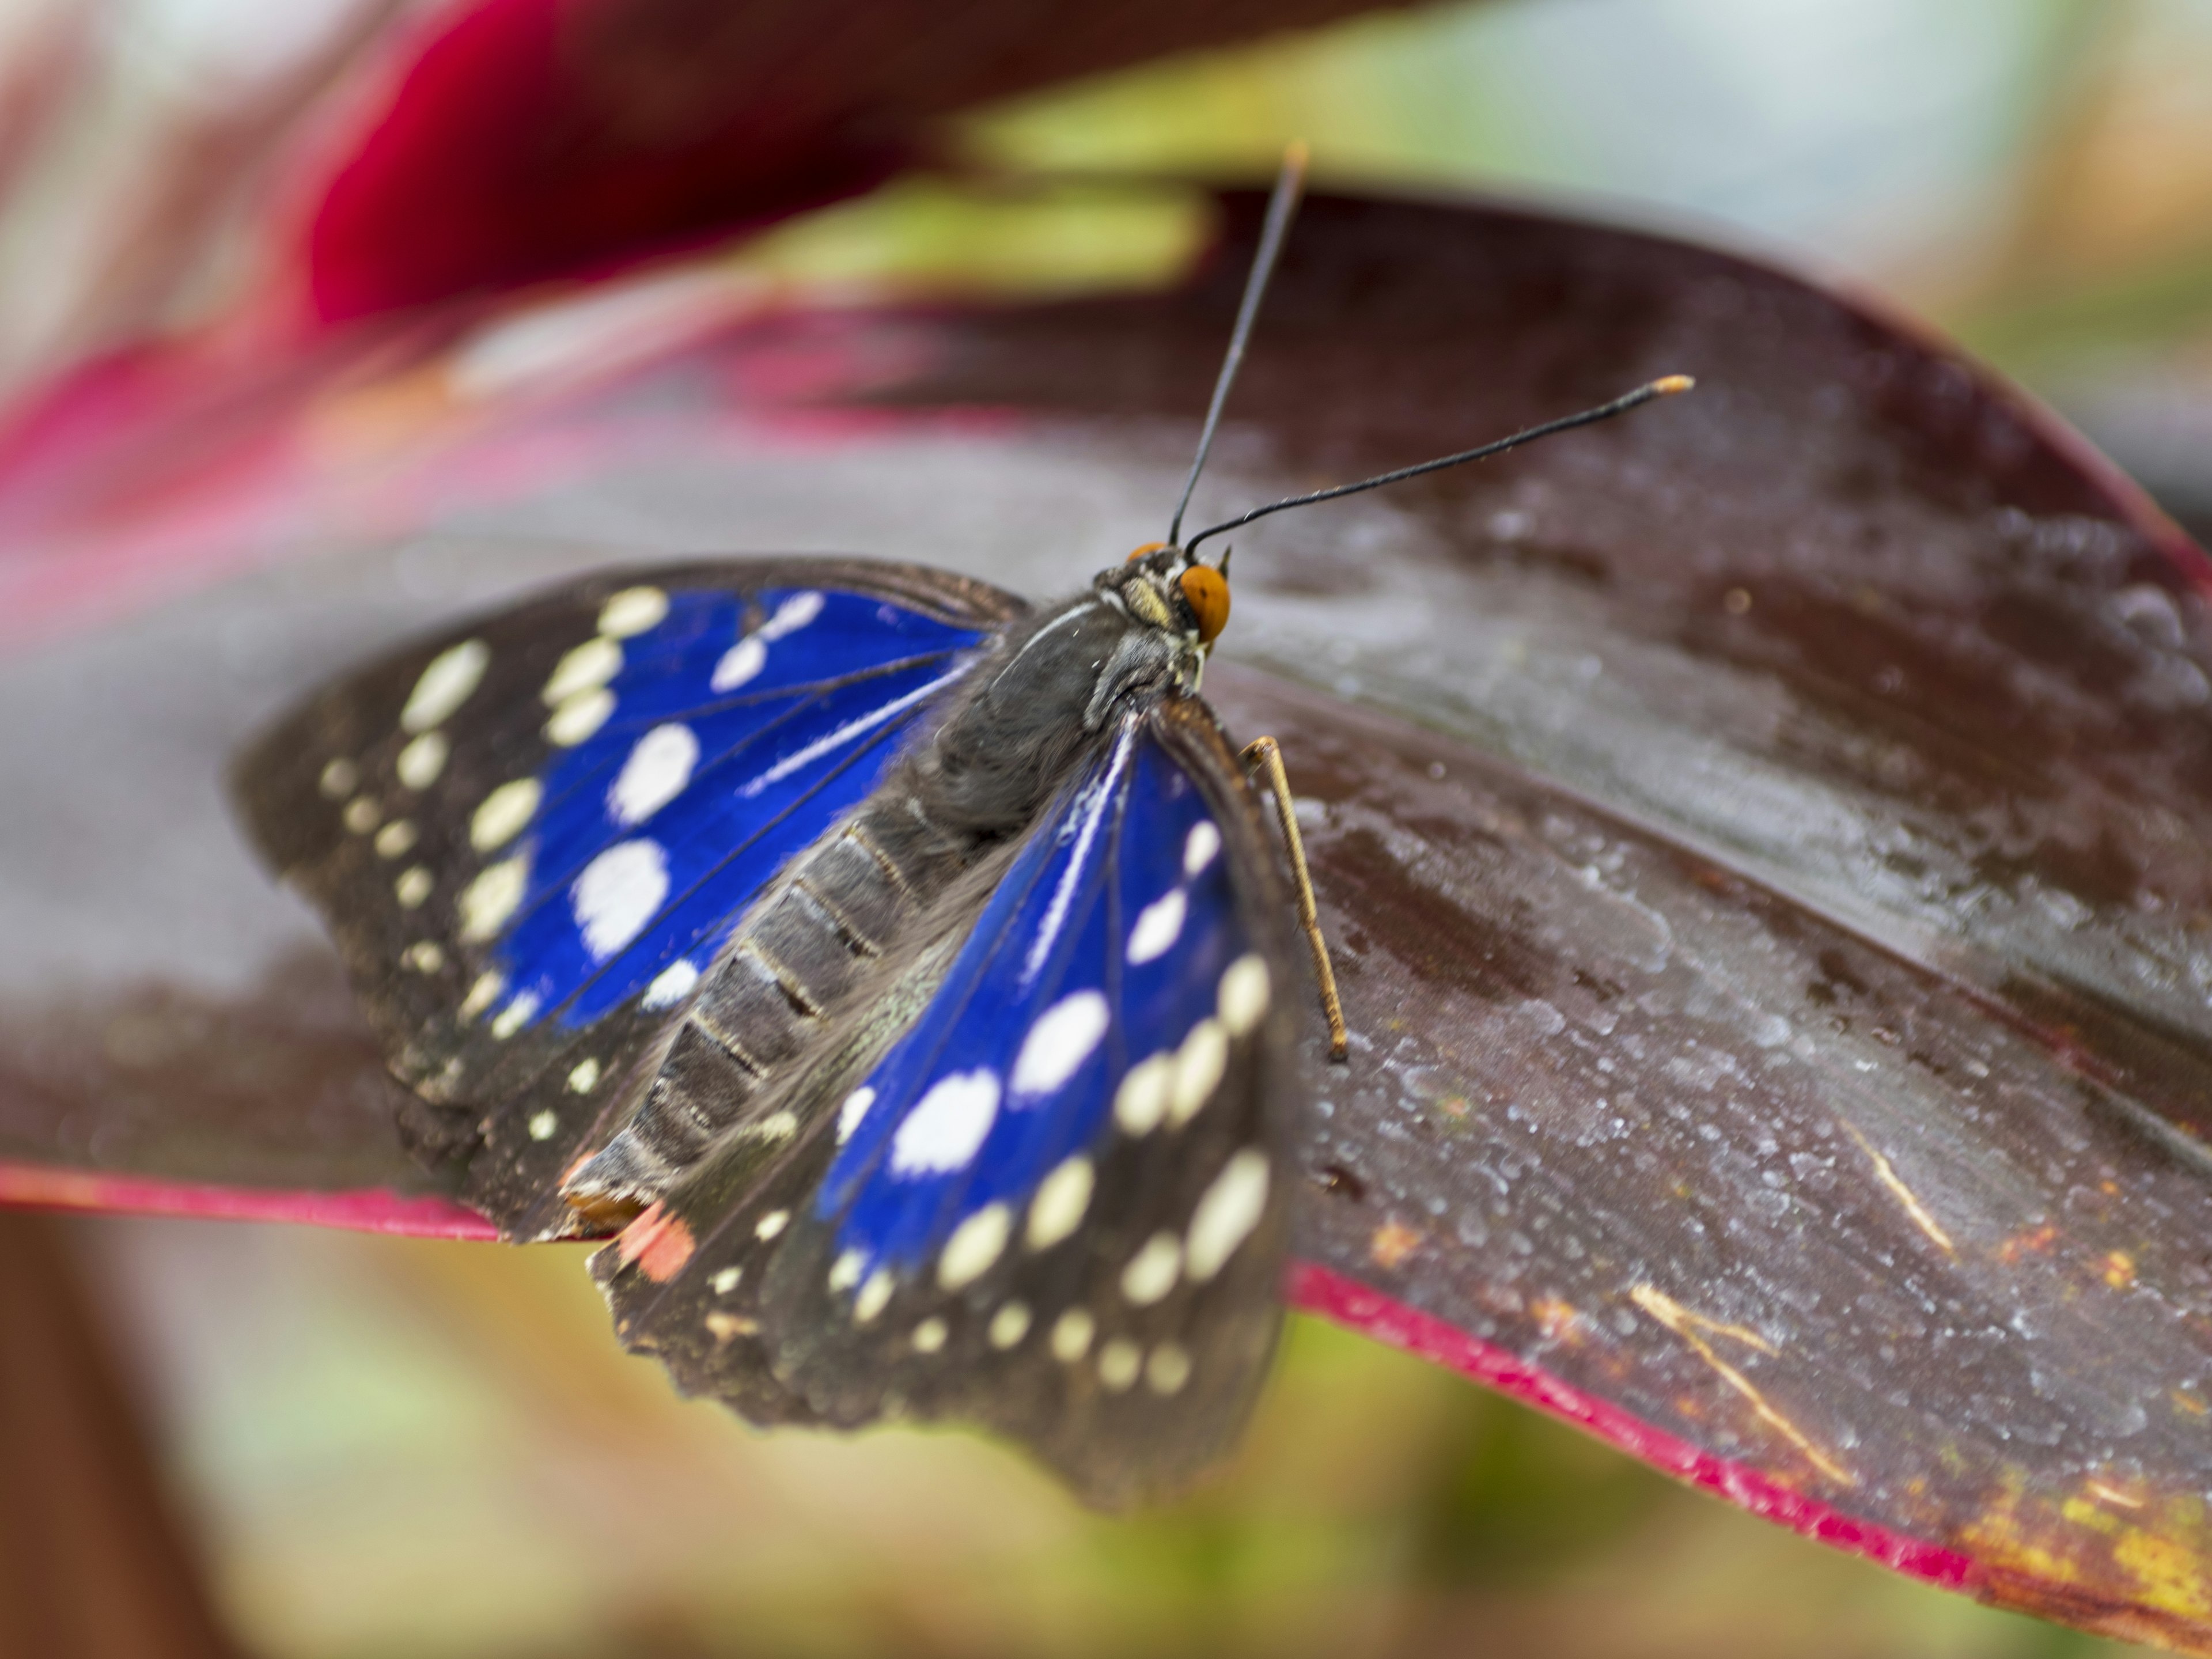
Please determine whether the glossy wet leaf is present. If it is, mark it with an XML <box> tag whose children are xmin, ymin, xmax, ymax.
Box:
<box><xmin>4</xmin><ymin>184</ymin><xmax>2210</xmax><ymax>1649</ymax></box>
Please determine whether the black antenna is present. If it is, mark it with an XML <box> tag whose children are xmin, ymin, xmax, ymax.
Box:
<box><xmin>1183</xmin><ymin>375</ymin><xmax>1695</xmax><ymax>558</ymax></box>
<box><xmin>1166</xmin><ymin>142</ymin><xmax>1308</xmax><ymax>548</ymax></box>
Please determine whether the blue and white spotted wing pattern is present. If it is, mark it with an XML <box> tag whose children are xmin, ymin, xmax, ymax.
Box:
<box><xmin>233</xmin><ymin>560</ymin><xmax>1024</xmax><ymax>1236</ymax></box>
<box><xmin>594</xmin><ymin>696</ymin><xmax>1297</xmax><ymax>1504</ymax></box>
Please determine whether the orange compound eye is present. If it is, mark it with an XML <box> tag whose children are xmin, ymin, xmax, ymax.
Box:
<box><xmin>1179</xmin><ymin>565</ymin><xmax>1230</xmax><ymax>643</ymax></box>
<box><xmin>1126</xmin><ymin>541</ymin><xmax>1171</xmax><ymax>562</ymax></box>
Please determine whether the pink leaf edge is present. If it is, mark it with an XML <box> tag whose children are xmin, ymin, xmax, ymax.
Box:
<box><xmin>1285</xmin><ymin>1261</ymin><xmax>1980</xmax><ymax>1593</ymax></box>
<box><xmin>0</xmin><ymin>1161</ymin><xmax>499</xmax><ymax>1238</ymax></box>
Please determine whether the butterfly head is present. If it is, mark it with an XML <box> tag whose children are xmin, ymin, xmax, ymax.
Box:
<box><xmin>1103</xmin><ymin>542</ymin><xmax>1230</xmax><ymax>653</ymax></box>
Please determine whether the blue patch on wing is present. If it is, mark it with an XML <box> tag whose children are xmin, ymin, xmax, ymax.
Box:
<box><xmin>817</xmin><ymin>717</ymin><xmax>1254</xmax><ymax>1275</ymax></box>
<box><xmin>478</xmin><ymin>586</ymin><xmax>984</xmax><ymax>1031</ymax></box>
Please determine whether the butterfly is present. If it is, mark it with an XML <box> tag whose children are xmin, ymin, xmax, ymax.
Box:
<box><xmin>231</xmin><ymin>153</ymin><xmax>1688</xmax><ymax>1503</ymax></box>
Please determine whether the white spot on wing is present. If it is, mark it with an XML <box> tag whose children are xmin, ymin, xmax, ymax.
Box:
<box><xmin>573</xmin><ymin>839</ymin><xmax>668</xmax><ymax>961</ymax></box>
<box><xmin>888</xmin><ymin>1070</ymin><xmax>999</xmax><ymax>1177</ymax></box>
<box><xmin>374</xmin><ymin>819</ymin><xmax>418</xmax><ymax>859</ymax></box>
<box><xmin>491</xmin><ymin>991</ymin><xmax>539</xmax><ymax>1039</ymax></box>
<box><xmin>1169</xmin><ymin>1018</ymin><xmax>1228</xmax><ymax>1126</ymax></box>
<box><xmin>1098</xmin><ymin>1338</ymin><xmax>1141</xmax><ymax>1392</ymax></box>
<box><xmin>459</xmin><ymin>971</ymin><xmax>504</xmax><ymax>1020</ymax></box>
<box><xmin>938</xmin><ymin>1203</ymin><xmax>1012</xmax><ymax>1290</ymax></box>
<box><xmin>343</xmin><ymin>796</ymin><xmax>380</xmax><ymax>834</ymax></box>
<box><xmin>854</xmin><ymin>1268</ymin><xmax>893</xmax><ymax>1323</ymax></box>
<box><xmin>711</xmin><ymin>1266</ymin><xmax>741</xmax><ymax>1295</ymax></box>
<box><xmin>597</xmin><ymin>586</ymin><xmax>668</xmax><ymax>639</ymax></box>
<box><xmin>459</xmin><ymin>855</ymin><xmax>529</xmax><ymax>942</ymax></box>
<box><xmin>911</xmin><ymin>1316</ymin><xmax>948</xmax><ymax>1354</ymax></box>
<box><xmin>1025</xmin><ymin>1154</ymin><xmax>1093</xmax><ymax>1251</ymax></box>
<box><xmin>1126</xmin><ymin>889</ymin><xmax>1186</xmax><ymax>964</ymax></box>
<box><xmin>1183</xmin><ymin>820</ymin><xmax>1221</xmax><ymax>876</ymax></box>
<box><xmin>528</xmin><ymin>1109</ymin><xmax>558</xmax><ymax>1141</ymax></box>
<box><xmin>1217</xmin><ymin>953</ymin><xmax>1271</xmax><ymax>1036</ymax></box>
<box><xmin>1119</xmin><ymin>1233</ymin><xmax>1182</xmax><ymax>1305</ymax></box>
<box><xmin>710</xmin><ymin>635</ymin><xmax>766</xmax><ymax>692</ymax></box>
<box><xmin>403</xmin><ymin>639</ymin><xmax>489</xmax><ymax>732</ymax></box>
<box><xmin>1147</xmin><ymin>1343</ymin><xmax>1192</xmax><ymax>1395</ymax></box>
<box><xmin>567</xmin><ymin>1058</ymin><xmax>600</xmax><ymax>1092</ymax></box>
<box><xmin>759</xmin><ymin>591</ymin><xmax>824</xmax><ymax>640</ymax></box>
<box><xmin>1050</xmin><ymin>1308</ymin><xmax>1094</xmax><ymax>1362</ymax></box>
<box><xmin>396</xmin><ymin>731</ymin><xmax>449</xmax><ymax>789</ymax></box>
<box><xmin>1186</xmin><ymin>1148</ymin><xmax>1270</xmax><ymax>1281</ymax></box>
<box><xmin>837</xmin><ymin>1086</ymin><xmax>876</xmax><ymax>1143</ymax></box>
<box><xmin>403</xmin><ymin>941</ymin><xmax>444</xmax><ymax>973</ymax></box>
<box><xmin>1113</xmin><ymin>1053</ymin><xmax>1173</xmax><ymax>1135</ymax></box>
<box><xmin>828</xmin><ymin>1250</ymin><xmax>865</xmax><ymax>1291</ymax></box>
<box><xmin>542</xmin><ymin>635</ymin><xmax>622</xmax><ymax>706</ymax></box>
<box><xmin>1009</xmin><ymin>990</ymin><xmax>1108</xmax><ymax>1097</ymax></box>
<box><xmin>642</xmin><ymin>959</ymin><xmax>699</xmax><ymax>1009</ymax></box>
<box><xmin>319</xmin><ymin>757</ymin><xmax>358</xmax><ymax>799</ymax></box>
<box><xmin>755</xmin><ymin>1209</ymin><xmax>789</xmax><ymax>1240</ymax></box>
<box><xmin>394</xmin><ymin>866</ymin><xmax>433</xmax><ymax>908</ymax></box>
<box><xmin>471</xmin><ymin>779</ymin><xmax>541</xmax><ymax>851</ymax></box>
<box><xmin>608</xmin><ymin>723</ymin><xmax>698</xmax><ymax>825</ymax></box>
<box><xmin>988</xmin><ymin>1302</ymin><xmax>1031</xmax><ymax>1349</ymax></box>
<box><xmin>544</xmin><ymin>687</ymin><xmax>615</xmax><ymax>747</ymax></box>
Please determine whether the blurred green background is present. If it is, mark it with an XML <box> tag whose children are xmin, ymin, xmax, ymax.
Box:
<box><xmin>54</xmin><ymin>1</ymin><xmax>2212</xmax><ymax>1654</ymax></box>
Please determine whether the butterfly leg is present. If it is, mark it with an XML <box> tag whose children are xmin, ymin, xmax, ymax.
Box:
<box><xmin>1239</xmin><ymin>736</ymin><xmax>1349</xmax><ymax>1060</ymax></box>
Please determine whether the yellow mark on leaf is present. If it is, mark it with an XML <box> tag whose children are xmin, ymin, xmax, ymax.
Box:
<box><xmin>1368</xmin><ymin>1219</ymin><xmax>1422</xmax><ymax>1270</ymax></box>
<box><xmin>1632</xmin><ymin>1283</ymin><xmax>1853</xmax><ymax>1487</ymax></box>
<box><xmin>1841</xmin><ymin>1120</ymin><xmax>1954</xmax><ymax>1254</ymax></box>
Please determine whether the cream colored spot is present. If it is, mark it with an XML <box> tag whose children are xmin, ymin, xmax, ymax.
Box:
<box><xmin>988</xmin><ymin>1302</ymin><xmax>1031</xmax><ymax>1349</ymax></box>
<box><xmin>1009</xmin><ymin>990</ymin><xmax>1109</xmax><ymax>1097</ymax></box>
<box><xmin>1098</xmin><ymin>1338</ymin><xmax>1141</xmax><ymax>1392</ymax></box>
<box><xmin>491</xmin><ymin>991</ymin><xmax>539</xmax><ymax>1039</ymax></box>
<box><xmin>395</xmin><ymin>866</ymin><xmax>434</xmax><ymax>909</ymax></box>
<box><xmin>854</xmin><ymin>1269</ymin><xmax>894</xmax><ymax>1324</ymax></box>
<box><xmin>542</xmin><ymin>635</ymin><xmax>622</xmax><ymax>706</ymax></box>
<box><xmin>747</xmin><ymin>1110</ymin><xmax>799</xmax><ymax>1143</ymax></box>
<box><xmin>710</xmin><ymin>1266</ymin><xmax>741</xmax><ymax>1295</ymax></box>
<box><xmin>343</xmin><ymin>795</ymin><xmax>380</xmax><ymax>834</ymax></box>
<box><xmin>1026</xmin><ymin>1155</ymin><xmax>1094</xmax><ymax>1251</ymax></box>
<box><xmin>641</xmin><ymin>959</ymin><xmax>699</xmax><ymax>1010</ymax></box>
<box><xmin>1217</xmin><ymin>954</ymin><xmax>1271</xmax><ymax>1037</ymax></box>
<box><xmin>471</xmin><ymin>779</ymin><xmax>541</xmax><ymax>851</ymax></box>
<box><xmin>911</xmin><ymin>1317</ymin><xmax>948</xmax><ymax>1354</ymax></box>
<box><xmin>597</xmin><ymin>585</ymin><xmax>668</xmax><ymax>639</ymax></box>
<box><xmin>567</xmin><ymin>1058</ymin><xmax>600</xmax><ymax>1093</ymax></box>
<box><xmin>1169</xmin><ymin>1018</ymin><xmax>1228</xmax><ymax>1126</ymax></box>
<box><xmin>1187</xmin><ymin>1149</ymin><xmax>1271</xmax><ymax>1281</ymax></box>
<box><xmin>459</xmin><ymin>971</ymin><xmax>505</xmax><ymax>1020</ymax></box>
<box><xmin>1114</xmin><ymin>1053</ymin><xmax>1173</xmax><ymax>1135</ymax></box>
<box><xmin>545</xmin><ymin>688</ymin><xmax>615</xmax><ymax>747</ymax></box>
<box><xmin>938</xmin><ymin>1203</ymin><xmax>1012</xmax><ymax>1290</ymax></box>
<box><xmin>711</xmin><ymin>635</ymin><xmax>766</xmax><ymax>692</ymax></box>
<box><xmin>318</xmin><ymin>757</ymin><xmax>358</xmax><ymax>799</ymax></box>
<box><xmin>402</xmin><ymin>940</ymin><xmax>444</xmax><ymax>974</ymax></box>
<box><xmin>838</xmin><ymin>1086</ymin><xmax>876</xmax><ymax>1143</ymax></box>
<box><xmin>374</xmin><ymin>819</ymin><xmax>418</xmax><ymax>859</ymax></box>
<box><xmin>527</xmin><ymin>1109</ymin><xmax>558</xmax><ymax>1141</ymax></box>
<box><xmin>1050</xmin><ymin>1308</ymin><xmax>1095</xmax><ymax>1362</ymax></box>
<box><xmin>403</xmin><ymin>640</ymin><xmax>490</xmax><ymax>733</ymax></box>
<box><xmin>828</xmin><ymin>1249</ymin><xmax>866</xmax><ymax>1292</ymax></box>
<box><xmin>459</xmin><ymin>855</ymin><xmax>529</xmax><ymax>942</ymax></box>
<box><xmin>1146</xmin><ymin>1343</ymin><xmax>1193</xmax><ymax>1395</ymax></box>
<box><xmin>1119</xmin><ymin>1233</ymin><xmax>1182</xmax><ymax>1306</ymax></box>
<box><xmin>1183</xmin><ymin>820</ymin><xmax>1221</xmax><ymax>876</ymax></box>
<box><xmin>1126</xmin><ymin>889</ymin><xmax>1186</xmax><ymax>964</ymax></box>
<box><xmin>608</xmin><ymin>723</ymin><xmax>698</xmax><ymax>826</ymax></box>
<box><xmin>396</xmin><ymin>730</ymin><xmax>449</xmax><ymax>789</ymax></box>
<box><xmin>755</xmin><ymin>1209</ymin><xmax>789</xmax><ymax>1240</ymax></box>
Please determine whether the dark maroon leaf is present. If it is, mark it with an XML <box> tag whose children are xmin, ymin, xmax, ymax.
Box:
<box><xmin>6</xmin><ymin>187</ymin><xmax>2212</xmax><ymax>1646</ymax></box>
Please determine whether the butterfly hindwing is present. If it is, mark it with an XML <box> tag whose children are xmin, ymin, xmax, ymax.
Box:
<box><xmin>595</xmin><ymin>694</ymin><xmax>1300</xmax><ymax>1504</ymax></box>
<box><xmin>232</xmin><ymin>559</ymin><xmax>1025</xmax><ymax>1236</ymax></box>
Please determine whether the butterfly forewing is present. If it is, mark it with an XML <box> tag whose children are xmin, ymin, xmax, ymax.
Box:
<box><xmin>595</xmin><ymin>695</ymin><xmax>1298</xmax><ymax>1505</ymax></box>
<box><xmin>232</xmin><ymin>559</ymin><xmax>1024</xmax><ymax>1236</ymax></box>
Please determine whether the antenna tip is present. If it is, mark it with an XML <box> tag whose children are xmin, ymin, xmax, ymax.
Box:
<box><xmin>1651</xmin><ymin>373</ymin><xmax>1696</xmax><ymax>396</ymax></box>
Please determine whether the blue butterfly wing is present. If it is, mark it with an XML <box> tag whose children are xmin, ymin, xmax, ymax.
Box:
<box><xmin>233</xmin><ymin>559</ymin><xmax>1025</xmax><ymax>1237</ymax></box>
<box><xmin>594</xmin><ymin>695</ymin><xmax>1298</xmax><ymax>1503</ymax></box>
